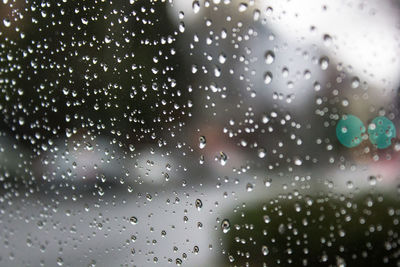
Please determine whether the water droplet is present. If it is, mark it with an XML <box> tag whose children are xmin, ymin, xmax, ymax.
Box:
<box><xmin>264</xmin><ymin>72</ymin><xmax>273</xmax><ymax>84</ymax></box>
<box><xmin>214</xmin><ymin>66</ymin><xmax>221</xmax><ymax>77</ymax></box>
<box><xmin>394</xmin><ymin>142</ymin><xmax>400</xmax><ymax>151</ymax></box>
<box><xmin>238</xmin><ymin>3</ymin><xmax>248</xmax><ymax>12</ymax></box>
<box><xmin>261</xmin><ymin>245</ymin><xmax>269</xmax><ymax>256</ymax></box>
<box><xmin>56</xmin><ymin>257</ymin><xmax>64</xmax><ymax>266</ymax></box>
<box><xmin>264</xmin><ymin>178</ymin><xmax>272</xmax><ymax>187</ymax></box>
<box><xmin>368</xmin><ymin>175</ymin><xmax>377</xmax><ymax>186</ymax></box>
<box><xmin>351</xmin><ymin>77</ymin><xmax>360</xmax><ymax>88</ymax></box>
<box><xmin>199</xmin><ymin>155</ymin><xmax>205</xmax><ymax>164</ymax></box>
<box><xmin>129</xmin><ymin>144</ymin><xmax>135</xmax><ymax>152</ymax></box>
<box><xmin>179</xmin><ymin>21</ymin><xmax>185</xmax><ymax>33</ymax></box>
<box><xmin>257</xmin><ymin>148</ymin><xmax>266</xmax><ymax>158</ymax></box>
<box><xmin>264</xmin><ymin>50</ymin><xmax>275</xmax><ymax>64</ymax></box>
<box><xmin>192</xmin><ymin>64</ymin><xmax>198</xmax><ymax>73</ymax></box>
<box><xmin>323</xmin><ymin>34</ymin><xmax>332</xmax><ymax>46</ymax></box>
<box><xmin>218</xmin><ymin>152</ymin><xmax>228</xmax><ymax>166</ymax></box>
<box><xmin>293</xmin><ymin>157</ymin><xmax>303</xmax><ymax>166</ymax></box>
<box><xmin>266</xmin><ymin>6</ymin><xmax>273</xmax><ymax>16</ymax></box>
<box><xmin>253</xmin><ymin>9</ymin><xmax>261</xmax><ymax>21</ymax></box>
<box><xmin>199</xmin><ymin>136</ymin><xmax>206</xmax><ymax>149</ymax></box>
<box><xmin>346</xmin><ymin>180</ymin><xmax>354</xmax><ymax>189</ymax></box>
<box><xmin>221</xmin><ymin>219</ymin><xmax>230</xmax><ymax>233</ymax></box>
<box><xmin>218</xmin><ymin>53</ymin><xmax>227</xmax><ymax>64</ymax></box>
<box><xmin>262</xmin><ymin>115</ymin><xmax>270</xmax><ymax>124</ymax></box>
<box><xmin>130</xmin><ymin>216</ymin><xmax>138</xmax><ymax>225</ymax></box>
<box><xmin>195</xmin><ymin>199</ymin><xmax>203</xmax><ymax>210</ymax></box>
<box><xmin>246</xmin><ymin>183</ymin><xmax>254</xmax><ymax>192</ymax></box>
<box><xmin>104</xmin><ymin>35</ymin><xmax>111</xmax><ymax>44</ymax></box>
<box><xmin>319</xmin><ymin>56</ymin><xmax>329</xmax><ymax>70</ymax></box>
<box><xmin>192</xmin><ymin>0</ymin><xmax>200</xmax><ymax>14</ymax></box>
<box><xmin>3</xmin><ymin>18</ymin><xmax>10</xmax><ymax>27</ymax></box>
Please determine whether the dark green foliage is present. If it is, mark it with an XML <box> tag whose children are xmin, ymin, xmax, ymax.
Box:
<box><xmin>222</xmin><ymin>193</ymin><xmax>400</xmax><ymax>266</ymax></box>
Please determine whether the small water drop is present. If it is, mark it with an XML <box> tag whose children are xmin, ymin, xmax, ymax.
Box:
<box><xmin>258</xmin><ymin>148</ymin><xmax>267</xmax><ymax>158</ymax></box>
<box><xmin>218</xmin><ymin>152</ymin><xmax>228</xmax><ymax>166</ymax></box>
<box><xmin>130</xmin><ymin>216</ymin><xmax>138</xmax><ymax>225</ymax></box>
<box><xmin>221</xmin><ymin>219</ymin><xmax>230</xmax><ymax>233</ymax></box>
<box><xmin>351</xmin><ymin>77</ymin><xmax>360</xmax><ymax>88</ymax></box>
<box><xmin>261</xmin><ymin>245</ymin><xmax>269</xmax><ymax>256</ymax></box>
<box><xmin>179</xmin><ymin>21</ymin><xmax>185</xmax><ymax>33</ymax></box>
<box><xmin>252</xmin><ymin>9</ymin><xmax>261</xmax><ymax>21</ymax></box>
<box><xmin>3</xmin><ymin>18</ymin><xmax>11</xmax><ymax>27</ymax></box>
<box><xmin>293</xmin><ymin>157</ymin><xmax>302</xmax><ymax>166</ymax></box>
<box><xmin>104</xmin><ymin>35</ymin><xmax>111</xmax><ymax>44</ymax></box>
<box><xmin>323</xmin><ymin>34</ymin><xmax>332</xmax><ymax>46</ymax></box>
<box><xmin>264</xmin><ymin>50</ymin><xmax>275</xmax><ymax>64</ymax></box>
<box><xmin>218</xmin><ymin>53</ymin><xmax>227</xmax><ymax>64</ymax></box>
<box><xmin>199</xmin><ymin>155</ymin><xmax>205</xmax><ymax>164</ymax></box>
<box><xmin>246</xmin><ymin>183</ymin><xmax>254</xmax><ymax>192</ymax></box>
<box><xmin>319</xmin><ymin>56</ymin><xmax>329</xmax><ymax>70</ymax></box>
<box><xmin>192</xmin><ymin>0</ymin><xmax>200</xmax><ymax>14</ymax></box>
<box><xmin>214</xmin><ymin>66</ymin><xmax>221</xmax><ymax>77</ymax></box>
<box><xmin>195</xmin><ymin>199</ymin><xmax>203</xmax><ymax>210</ymax></box>
<box><xmin>238</xmin><ymin>3</ymin><xmax>248</xmax><ymax>12</ymax></box>
<box><xmin>264</xmin><ymin>72</ymin><xmax>273</xmax><ymax>84</ymax></box>
<box><xmin>368</xmin><ymin>175</ymin><xmax>377</xmax><ymax>186</ymax></box>
<box><xmin>56</xmin><ymin>257</ymin><xmax>64</xmax><ymax>266</ymax></box>
<box><xmin>346</xmin><ymin>181</ymin><xmax>354</xmax><ymax>189</ymax></box>
<box><xmin>199</xmin><ymin>136</ymin><xmax>206</xmax><ymax>149</ymax></box>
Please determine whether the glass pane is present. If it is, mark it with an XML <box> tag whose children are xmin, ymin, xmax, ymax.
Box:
<box><xmin>0</xmin><ymin>0</ymin><xmax>399</xmax><ymax>266</ymax></box>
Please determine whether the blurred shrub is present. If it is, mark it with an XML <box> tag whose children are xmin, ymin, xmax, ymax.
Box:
<box><xmin>221</xmin><ymin>192</ymin><xmax>400</xmax><ymax>266</ymax></box>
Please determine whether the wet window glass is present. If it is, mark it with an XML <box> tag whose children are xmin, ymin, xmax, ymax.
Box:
<box><xmin>1</xmin><ymin>0</ymin><xmax>400</xmax><ymax>266</ymax></box>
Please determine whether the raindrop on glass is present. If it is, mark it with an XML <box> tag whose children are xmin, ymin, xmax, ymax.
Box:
<box><xmin>192</xmin><ymin>0</ymin><xmax>200</xmax><ymax>14</ymax></box>
<box><xmin>264</xmin><ymin>50</ymin><xmax>275</xmax><ymax>64</ymax></box>
<box><xmin>264</xmin><ymin>71</ymin><xmax>273</xmax><ymax>85</ymax></box>
<box><xmin>221</xmin><ymin>219</ymin><xmax>231</xmax><ymax>233</ymax></box>
<box><xmin>199</xmin><ymin>136</ymin><xmax>206</xmax><ymax>149</ymax></box>
<box><xmin>319</xmin><ymin>56</ymin><xmax>329</xmax><ymax>70</ymax></box>
<box><xmin>130</xmin><ymin>216</ymin><xmax>138</xmax><ymax>225</ymax></box>
<box><xmin>258</xmin><ymin>148</ymin><xmax>267</xmax><ymax>158</ymax></box>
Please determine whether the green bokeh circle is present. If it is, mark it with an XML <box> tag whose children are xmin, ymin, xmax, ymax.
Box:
<box><xmin>336</xmin><ymin>115</ymin><xmax>365</xmax><ymax>148</ymax></box>
<box><xmin>368</xmin><ymin>116</ymin><xmax>396</xmax><ymax>149</ymax></box>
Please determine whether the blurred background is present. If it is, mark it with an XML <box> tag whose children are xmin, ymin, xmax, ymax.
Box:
<box><xmin>0</xmin><ymin>0</ymin><xmax>400</xmax><ymax>266</ymax></box>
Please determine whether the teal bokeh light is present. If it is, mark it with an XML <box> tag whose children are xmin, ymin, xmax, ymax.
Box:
<box><xmin>368</xmin><ymin>116</ymin><xmax>396</xmax><ymax>149</ymax></box>
<box><xmin>336</xmin><ymin>115</ymin><xmax>365</xmax><ymax>148</ymax></box>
